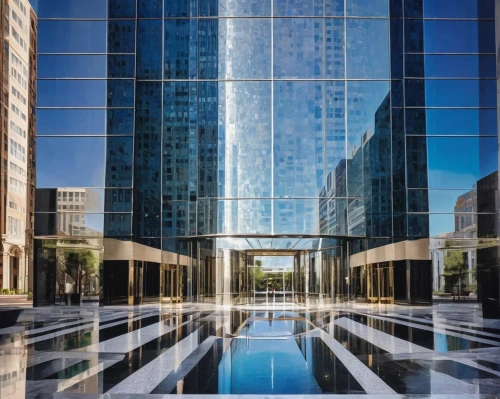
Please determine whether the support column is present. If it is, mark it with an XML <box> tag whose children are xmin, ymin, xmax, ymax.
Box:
<box><xmin>406</xmin><ymin>259</ymin><xmax>411</xmax><ymax>305</ymax></box>
<box><xmin>3</xmin><ymin>253</ymin><xmax>10</xmax><ymax>290</ymax></box>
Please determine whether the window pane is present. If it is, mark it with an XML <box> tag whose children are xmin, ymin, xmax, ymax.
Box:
<box><xmin>346</xmin><ymin>19</ymin><xmax>389</xmax><ymax>79</ymax></box>
<box><xmin>218</xmin><ymin>200</ymin><xmax>272</xmax><ymax>235</ymax></box>
<box><xmin>427</xmin><ymin>189</ymin><xmax>477</xmax><ymax>214</ymax></box>
<box><xmin>425</xmin><ymin>80</ymin><xmax>496</xmax><ymax>108</ymax></box>
<box><xmin>138</xmin><ymin>0</ymin><xmax>162</xmax><ymax>17</ymax></box>
<box><xmin>38</xmin><ymin>0</ymin><xmax>107</xmax><ymax>18</ymax></box>
<box><xmin>38</xmin><ymin>80</ymin><xmax>106</xmax><ymax>107</ymax></box>
<box><xmin>108</xmin><ymin>21</ymin><xmax>136</xmax><ymax>53</ymax></box>
<box><xmin>38</xmin><ymin>55</ymin><xmax>107</xmax><ymax>79</ymax></box>
<box><xmin>137</xmin><ymin>20</ymin><xmax>163</xmax><ymax>79</ymax></box>
<box><xmin>219</xmin><ymin>82</ymin><xmax>272</xmax><ymax>198</ymax></box>
<box><xmin>108</xmin><ymin>55</ymin><xmax>136</xmax><ymax>78</ymax></box>
<box><xmin>37</xmin><ymin>137</ymin><xmax>106</xmax><ymax>187</ymax></box>
<box><xmin>219</xmin><ymin>19</ymin><xmax>271</xmax><ymax>79</ymax></box>
<box><xmin>164</xmin><ymin>19</ymin><xmax>197</xmax><ymax>80</ymax></box>
<box><xmin>274</xmin><ymin>199</ymin><xmax>319</xmax><ymax>235</ymax></box>
<box><xmin>273</xmin><ymin>0</ymin><xmax>343</xmax><ymax>16</ymax></box>
<box><xmin>424</xmin><ymin>21</ymin><xmax>495</xmax><ymax>53</ymax></box>
<box><xmin>274</xmin><ymin>18</ymin><xmax>344</xmax><ymax>79</ymax></box>
<box><xmin>105</xmin><ymin>189</ymin><xmax>132</xmax><ymax>213</ymax></box>
<box><xmin>423</xmin><ymin>55</ymin><xmax>495</xmax><ymax>79</ymax></box>
<box><xmin>274</xmin><ymin>81</ymin><xmax>346</xmax><ymax>197</ymax></box>
<box><xmin>426</xmin><ymin>109</ymin><xmax>497</xmax><ymax>136</ymax></box>
<box><xmin>109</xmin><ymin>0</ymin><xmax>136</xmax><ymax>18</ymax></box>
<box><xmin>164</xmin><ymin>0</ymin><xmax>196</xmax><ymax>17</ymax></box>
<box><xmin>220</xmin><ymin>0</ymin><xmax>271</xmax><ymax>16</ymax></box>
<box><xmin>427</xmin><ymin>137</ymin><xmax>498</xmax><ymax>189</ymax></box>
<box><xmin>346</xmin><ymin>0</ymin><xmax>388</xmax><ymax>16</ymax></box>
<box><xmin>107</xmin><ymin>80</ymin><xmax>135</xmax><ymax>108</ymax></box>
<box><xmin>347</xmin><ymin>81</ymin><xmax>390</xmax><ymax>196</ymax></box>
<box><xmin>107</xmin><ymin>109</ymin><xmax>134</xmax><ymax>135</ymax></box>
<box><xmin>423</xmin><ymin>0</ymin><xmax>494</xmax><ymax>19</ymax></box>
<box><xmin>37</xmin><ymin>110</ymin><xmax>105</xmax><ymax>135</ymax></box>
<box><xmin>39</xmin><ymin>21</ymin><xmax>106</xmax><ymax>53</ymax></box>
<box><xmin>105</xmin><ymin>137</ymin><xmax>133</xmax><ymax>188</ymax></box>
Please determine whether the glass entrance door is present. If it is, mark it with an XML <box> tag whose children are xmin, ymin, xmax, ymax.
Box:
<box><xmin>367</xmin><ymin>262</ymin><xmax>394</xmax><ymax>304</ymax></box>
<box><xmin>161</xmin><ymin>264</ymin><xmax>183</xmax><ymax>304</ymax></box>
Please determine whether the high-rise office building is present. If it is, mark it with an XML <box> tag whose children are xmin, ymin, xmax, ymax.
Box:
<box><xmin>33</xmin><ymin>0</ymin><xmax>499</xmax><ymax>315</ymax></box>
<box><xmin>0</xmin><ymin>0</ymin><xmax>37</xmax><ymax>292</ymax></box>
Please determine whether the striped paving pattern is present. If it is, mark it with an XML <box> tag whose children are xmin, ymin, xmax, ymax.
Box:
<box><xmin>0</xmin><ymin>304</ymin><xmax>500</xmax><ymax>398</ymax></box>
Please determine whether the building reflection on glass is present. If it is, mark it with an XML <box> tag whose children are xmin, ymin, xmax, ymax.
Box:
<box><xmin>32</xmin><ymin>0</ymin><xmax>500</xmax><ymax>317</ymax></box>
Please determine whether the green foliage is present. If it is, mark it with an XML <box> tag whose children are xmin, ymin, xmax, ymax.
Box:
<box><xmin>57</xmin><ymin>249</ymin><xmax>99</xmax><ymax>294</ymax></box>
<box><xmin>27</xmin><ymin>291</ymin><xmax>33</xmax><ymax>299</ymax></box>
<box><xmin>2</xmin><ymin>288</ymin><xmax>10</xmax><ymax>295</ymax></box>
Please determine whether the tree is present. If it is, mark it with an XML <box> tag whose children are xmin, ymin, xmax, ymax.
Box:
<box><xmin>443</xmin><ymin>250</ymin><xmax>467</xmax><ymax>299</ymax></box>
<box><xmin>249</xmin><ymin>260</ymin><xmax>267</xmax><ymax>291</ymax></box>
<box><xmin>64</xmin><ymin>250</ymin><xmax>99</xmax><ymax>295</ymax></box>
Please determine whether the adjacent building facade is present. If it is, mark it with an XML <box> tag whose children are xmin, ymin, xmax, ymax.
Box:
<box><xmin>33</xmin><ymin>0</ymin><xmax>500</xmax><ymax>315</ymax></box>
<box><xmin>0</xmin><ymin>0</ymin><xmax>36</xmax><ymax>292</ymax></box>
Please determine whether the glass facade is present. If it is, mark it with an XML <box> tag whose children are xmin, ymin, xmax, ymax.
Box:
<box><xmin>34</xmin><ymin>0</ymin><xmax>499</xmax><ymax>313</ymax></box>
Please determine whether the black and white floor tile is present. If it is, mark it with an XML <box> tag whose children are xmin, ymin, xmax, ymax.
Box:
<box><xmin>1</xmin><ymin>303</ymin><xmax>500</xmax><ymax>398</ymax></box>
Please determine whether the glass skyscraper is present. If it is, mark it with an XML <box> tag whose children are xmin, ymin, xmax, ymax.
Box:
<box><xmin>33</xmin><ymin>0</ymin><xmax>499</xmax><ymax>314</ymax></box>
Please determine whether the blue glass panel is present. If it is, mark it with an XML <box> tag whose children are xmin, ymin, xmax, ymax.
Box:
<box><xmin>105</xmin><ymin>189</ymin><xmax>133</xmax><ymax>213</ymax></box>
<box><xmin>163</xmin><ymin>82</ymin><xmax>197</xmax><ymax>202</ymax></box>
<box><xmin>38</xmin><ymin>80</ymin><xmax>105</xmax><ymax>107</ymax></box>
<box><xmin>108</xmin><ymin>55</ymin><xmax>135</xmax><ymax>78</ymax></box>
<box><xmin>424</xmin><ymin>21</ymin><xmax>495</xmax><ymax>53</ymax></box>
<box><xmin>389</xmin><ymin>0</ymin><xmax>402</xmax><ymax>18</ymax></box>
<box><xmin>39</xmin><ymin>21</ymin><xmax>106</xmax><ymax>53</ymax></box>
<box><xmin>164</xmin><ymin>19</ymin><xmax>197</xmax><ymax>79</ymax></box>
<box><xmin>426</xmin><ymin>109</ymin><xmax>497</xmax><ymax>136</ymax></box>
<box><xmin>404</xmin><ymin>0</ymin><xmax>423</xmax><ymax>17</ymax></box>
<box><xmin>107</xmin><ymin>80</ymin><xmax>135</xmax><ymax>108</ymax></box>
<box><xmin>134</xmin><ymin>82</ymin><xmax>162</xmax><ymax>237</ymax></box>
<box><xmin>165</xmin><ymin>0</ymin><xmax>196</xmax><ymax>17</ymax></box>
<box><xmin>274</xmin><ymin>18</ymin><xmax>344</xmax><ymax>79</ymax></box>
<box><xmin>346</xmin><ymin>0</ymin><xmax>388</xmax><ymax>16</ymax></box>
<box><xmin>38</xmin><ymin>55</ymin><xmax>106</xmax><ymax>79</ymax></box>
<box><xmin>390</xmin><ymin>20</ymin><xmax>403</xmax><ymax>79</ymax></box>
<box><xmin>274</xmin><ymin>81</ymin><xmax>345</xmax><ymax>198</ymax></box>
<box><xmin>405</xmin><ymin>20</ymin><xmax>423</xmax><ymax>53</ymax></box>
<box><xmin>109</xmin><ymin>0</ymin><xmax>136</xmax><ymax>18</ymax></box>
<box><xmin>38</xmin><ymin>0</ymin><xmax>106</xmax><ymax>18</ymax></box>
<box><xmin>423</xmin><ymin>55</ymin><xmax>496</xmax><ymax>79</ymax></box>
<box><xmin>137</xmin><ymin>20</ymin><xmax>162</xmax><ymax>79</ymax></box>
<box><xmin>406</xmin><ymin>136</ymin><xmax>428</xmax><ymax>189</ymax></box>
<box><xmin>37</xmin><ymin>137</ymin><xmax>106</xmax><ymax>187</ymax></box>
<box><xmin>198</xmin><ymin>0</ymin><xmax>217</xmax><ymax>16</ymax></box>
<box><xmin>219</xmin><ymin>82</ymin><xmax>272</xmax><ymax>199</ymax></box>
<box><xmin>424</xmin><ymin>0</ymin><xmax>494</xmax><ymax>19</ymax></box>
<box><xmin>346</xmin><ymin>19</ymin><xmax>389</xmax><ymax>79</ymax></box>
<box><xmin>104</xmin><ymin>214</ymin><xmax>132</xmax><ymax>237</ymax></box>
<box><xmin>425</xmin><ymin>80</ymin><xmax>496</xmax><ymax>108</ymax></box>
<box><xmin>220</xmin><ymin>0</ymin><xmax>271</xmax><ymax>16</ymax></box>
<box><xmin>106</xmin><ymin>136</ymin><xmax>133</xmax><ymax>188</ymax></box>
<box><xmin>108</xmin><ymin>20</ymin><xmax>136</xmax><ymax>53</ymax></box>
<box><xmin>198</xmin><ymin>81</ymin><xmax>218</xmax><ymax>200</ymax></box>
<box><xmin>427</xmin><ymin>189</ymin><xmax>477</xmax><ymax>214</ymax></box>
<box><xmin>404</xmin><ymin>79</ymin><xmax>425</xmax><ymax>107</ymax></box>
<box><xmin>107</xmin><ymin>109</ymin><xmax>134</xmax><ymax>135</ymax></box>
<box><xmin>273</xmin><ymin>0</ymin><xmax>344</xmax><ymax>16</ymax></box>
<box><xmin>138</xmin><ymin>0</ymin><xmax>162</xmax><ymax>17</ymax></box>
<box><xmin>218</xmin><ymin>200</ymin><xmax>272</xmax><ymax>235</ymax></box>
<box><xmin>37</xmin><ymin>110</ymin><xmax>105</xmax><ymax>135</ymax></box>
<box><xmin>198</xmin><ymin>19</ymin><xmax>218</xmax><ymax>79</ymax></box>
<box><xmin>347</xmin><ymin>81</ymin><xmax>390</xmax><ymax>196</ymax></box>
<box><xmin>219</xmin><ymin>19</ymin><xmax>271</xmax><ymax>79</ymax></box>
<box><xmin>274</xmin><ymin>199</ymin><xmax>319</xmax><ymax>235</ymax></box>
<box><xmin>427</xmin><ymin>137</ymin><xmax>498</xmax><ymax>189</ymax></box>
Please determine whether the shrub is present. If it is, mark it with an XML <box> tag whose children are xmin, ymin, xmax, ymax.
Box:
<box><xmin>1</xmin><ymin>288</ymin><xmax>9</xmax><ymax>295</ymax></box>
<box><xmin>27</xmin><ymin>291</ymin><xmax>33</xmax><ymax>300</ymax></box>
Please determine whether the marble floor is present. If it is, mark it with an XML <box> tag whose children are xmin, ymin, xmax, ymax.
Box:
<box><xmin>1</xmin><ymin>302</ymin><xmax>500</xmax><ymax>398</ymax></box>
